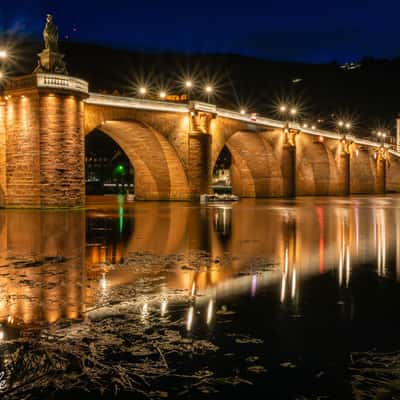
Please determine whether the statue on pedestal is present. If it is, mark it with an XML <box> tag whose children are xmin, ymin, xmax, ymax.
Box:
<box><xmin>43</xmin><ymin>14</ymin><xmax>59</xmax><ymax>52</ymax></box>
<box><xmin>34</xmin><ymin>14</ymin><xmax>68</xmax><ymax>75</ymax></box>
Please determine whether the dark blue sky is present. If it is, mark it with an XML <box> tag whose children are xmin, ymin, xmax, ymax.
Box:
<box><xmin>1</xmin><ymin>0</ymin><xmax>400</xmax><ymax>63</ymax></box>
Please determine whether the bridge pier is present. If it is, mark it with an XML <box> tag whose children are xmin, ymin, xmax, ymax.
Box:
<box><xmin>2</xmin><ymin>74</ymin><xmax>89</xmax><ymax>208</ymax></box>
<box><xmin>188</xmin><ymin>106</ymin><xmax>215</xmax><ymax>198</ymax></box>
<box><xmin>281</xmin><ymin>143</ymin><xmax>296</xmax><ymax>197</ymax></box>
<box><xmin>376</xmin><ymin>151</ymin><xmax>387</xmax><ymax>194</ymax></box>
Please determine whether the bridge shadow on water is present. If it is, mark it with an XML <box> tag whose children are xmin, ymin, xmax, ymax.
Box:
<box><xmin>0</xmin><ymin>195</ymin><xmax>400</xmax><ymax>398</ymax></box>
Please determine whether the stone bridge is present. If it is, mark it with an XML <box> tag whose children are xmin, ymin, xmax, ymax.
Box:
<box><xmin>1</xmin><ymin>73</ymin><xmax>400</xmax><ymax>207</ymax></box>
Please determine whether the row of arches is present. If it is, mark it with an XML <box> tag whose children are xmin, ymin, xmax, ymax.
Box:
<box><xmin>85</xmin><ymin>119</ymin><xmax>397</xmax><ymax>199</ymax></box>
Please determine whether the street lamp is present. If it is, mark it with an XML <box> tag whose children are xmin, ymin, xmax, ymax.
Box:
<box><xmin>240</xmin><ymin>108</ymin><xmax>246</xmax><ymax>115</ymax></box>
<box><xmin>139</xmin><ymin>86</ymin><xmax>147</xmax><ymax>96</ymax></box>
<box><xmin>205</xmin><ymin>85</ymin><xmax>213</xmax><ymax>103</ymax></box>
<box><xmin>159</xmin><ymin>91</ymin><xmax>166</xmax><ymax>100</ymax></box>
<box><xmin>185</xmin><ymin>80</ymin><xmax>193</xmax><ymax>101</ymax></box>
<box><xmin>376</xmin><ymin>130</ymin><xmax>388</xmax><ymax>145</ymax></box>
<box><xmin>337</xmin><ymin>120</ymin><xmax>351</xmax><ymax>136</ymax></box>
<box><xmin>0</xmin><ymin>50</ymin><xmax>7</xmax><ymax>60</ymax></box>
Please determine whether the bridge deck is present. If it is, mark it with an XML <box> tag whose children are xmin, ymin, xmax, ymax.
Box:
<box><xmin>86</xmin><ymin>93</ymin><xmax>400</xmax><ymax>158</ymax></box>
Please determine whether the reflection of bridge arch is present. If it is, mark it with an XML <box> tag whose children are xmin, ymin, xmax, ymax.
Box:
<box><xmin>87</xmin><ymin>121</ymin><xmax>190</xmax><ymax>200</ymax></box>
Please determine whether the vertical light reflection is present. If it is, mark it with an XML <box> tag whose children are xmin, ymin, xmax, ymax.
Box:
<box><xmin>316</xmin><ymin>207</ymin><xmax>325</xmax><ymax>274</ymax></box>
<box><xmin>251</xmin><ymin>274</ymin><xmax>257</xmax><ymax>297</ymax></box>
<box><xmin>141</xmin><ymin>300</ymin><xmax>149</xmax><ymax>324</ymax></box>
<box><xmin>376</xmin><ymin>209</ymin><xmax>386</xmax><ymax>276</ymax></box>
<box><xmin>280</xmin><ymin>271</ymin><xmax>287</xmax><ymax>303</ymax></box>
<box><xmin>186</xmin><ymin>305</ymin><xmax>194</xmax><ymax>331</ymax></box>
<box><xmin>291</xmin><ymin>268</ymin><xmax>297</xmax><ymax>299</ymax></box>
<box><xmin>161</xmin><ymin>299</ymin><xmax>168</xmax><ymax>317</ymax></box>
<box><xmin>345</xmin><ymin>245</ymin><xmax>351</xmax><ymax>288</ymax></box>
<box><xmin>206</xmin><ymin>299</ymin><xmax>213</xmax><ymax>325</ymax></box>
<box><xmin>354</xmin><ymin>207</ymin><xmax>360</xmax><ymax>255</ymax></box>
<box><xmin>100</xmin><ymin>273</ymin><xmax>107</xmax><ymax>294</ymax></box>
<box><xmin>190</xmin><ymin>281</ymin><xmax>196</xmax><ymax>297</ymax></box>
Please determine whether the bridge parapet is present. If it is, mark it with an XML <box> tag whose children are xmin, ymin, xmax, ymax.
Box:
<box><xmin>5</xmin><ymin>73</ymin><xmax>89</xmax><ymax>96</ymax></box>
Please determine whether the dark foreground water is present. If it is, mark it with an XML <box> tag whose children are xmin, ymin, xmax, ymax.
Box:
<box><xmin>1</xmin><ymin>196</ymin><xmax>400</xmax><ymax>399</ymax></box>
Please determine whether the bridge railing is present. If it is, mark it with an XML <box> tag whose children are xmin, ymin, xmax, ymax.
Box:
<box><xmin>4</xmin><ymin>73</ymin><xmax>89</xmax><ymax>95</ymax></box>
<box><xmin>85</xmin><ymin>93</ymin><xmax>400</xmax><ymax>158</ymax></box>
<box><xmin>86</xmin><ymin>93</ymin><xmax>188</xmax><ymax>113</ymax></box>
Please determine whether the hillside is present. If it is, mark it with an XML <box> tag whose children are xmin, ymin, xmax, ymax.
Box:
<box><xmin>7</xmin><ymin>39</ymin><xmax>400</xmax><ymax>136</ymax></box>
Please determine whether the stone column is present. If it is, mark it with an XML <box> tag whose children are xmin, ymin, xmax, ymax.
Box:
<box><xmin>281</xmin><ymin>127</ymin><xmax>297</xmax><ymax>197</ymax></box>
<box><xmin>342</xmin><ymin>151</ymin><xmax>350</xmax><ymax>195</ymax></box>
<box><xmin>188</xmin><ymin>132</ymin><xmax>211</xmax><ymax>197</ymax></box>
<box><xmin>376</xmin><ymin>150</ymin><xmax>387</xmax><ymax>194</ymax></box>
<box><xmin>188</xmin><ymin>109</ymin><xmax>213</xmax><ymax>198</ymax></box>
<box><xmin>2</xmin><ymin>73</ymin><xmax>89</xmax><ymax>208</ymax></box>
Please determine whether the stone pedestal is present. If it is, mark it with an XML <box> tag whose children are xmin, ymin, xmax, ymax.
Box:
<box><xmin>1</xmin><ymin>73</ymin><xmax>88</xmax><ymax>208</ymax></box>
<box><xmin>34</xmin><ymin>49</ymin><xmax>68</xmax><ymax>75</ymax></box>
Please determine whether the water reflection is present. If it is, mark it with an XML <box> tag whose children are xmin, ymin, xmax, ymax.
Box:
<box><xmin>0</xmin><ymin>196</ymin><xmax>400</xmax><ymax>328</ymax></box>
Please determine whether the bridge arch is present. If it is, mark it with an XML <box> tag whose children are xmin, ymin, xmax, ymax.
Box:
<box><xmin>86</xmin><ymin>120</ymin><xmax>190</xmax><ymax>200</ymax></box>
<box><xmin>296</xmin><ymin>135</ymin><xmax>344</xmax><ymax>195</ymax></box>
<box><xmin>213</xmin><ymin>130</ymin><xmax>284</xmax><ymax>197</ymax></box>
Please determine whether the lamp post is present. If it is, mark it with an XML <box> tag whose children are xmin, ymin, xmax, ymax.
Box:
<box><xmin>205</xmin><ymin>85</ymin><xmax>213</xmax><ymax>103</ymax></box>
<box><xmin>337</xmin><ymin>121</ymin><xmax>352</xmax><ymax>194</ymax></box>
<box><xmin>376</xmin><ymin>130</ymin><xmax>388</xmax><ymax>145</ymax></box>
<box><xmin>185</xmin><ymin>80</ymin><xmax>193</xmax><ymax>101</ymax></box>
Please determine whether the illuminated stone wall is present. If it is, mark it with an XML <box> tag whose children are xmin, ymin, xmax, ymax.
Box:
<box><xmin>1</xmin><ymin>90</ymin><xmax>398</xmax><ymax>205</ymax></box>
<box><xmin>2</xmin><ymin>89</ymin><xmax>86</xmax><ymax>207</ymax></box>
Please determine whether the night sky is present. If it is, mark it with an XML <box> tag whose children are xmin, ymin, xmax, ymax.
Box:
<box><xmin>2</xmin><ymin>0</ymin><xmax>400</xmax><ymax>63</ymax></box>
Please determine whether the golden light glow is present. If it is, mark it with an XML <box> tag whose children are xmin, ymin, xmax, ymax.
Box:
<box><xmin>0</xmin><ymin>50</ymin><xmax>7</xmax><ymax>59</ymax></box>
<box><xmin>139</xmin><ymin>87</ymin><xmax>147</xmax><ymax>95</ymax></box>
<box><xmin>205</xmin><ymin>85</ymin><xmax>213</xmax><ymax>93</ymax></box>
<box><xmin>280</xmin><ymin>105</ymin><xmax>287</xmax><ymax>112</ymax></box>
<box><xmin>290</xmin><ymin>108</ymin><xmax>297</xmax><ymax>115</ymax></box>
<box><xmin>240</xmin><ymin>109</ymin><xmax>246</xmax><ymax>115</ymax></box>
<box><xmin>159</xmin><ymin>91</ymin><xmax>166</xmax><ymax>99</ymax></box>
<box><xmin>185</xmin><ymin>80</ymin><xmax>193</xmax><ymax>89</ymax></box>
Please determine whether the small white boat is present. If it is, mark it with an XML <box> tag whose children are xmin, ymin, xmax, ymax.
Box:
<box><xmin>200</xmin><ymin>193</ymin><xmax>239</xmax><ymax>203</ymax></box>
<box><xmin>126</xmin><ymin>193</ymin><xmax>136</xmax><ymax>202</ymax></box>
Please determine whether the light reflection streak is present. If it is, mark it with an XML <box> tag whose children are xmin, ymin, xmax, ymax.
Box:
<box><xmin>190</xmin><ymin>281</ymin><xmax>196</xmax><ymax>297</ymax></box>
<box><xmin>251</xmin><ymin>274</ymin><xmax>257</xmax><ymax>297</ymax></box>
<box><xmin>291</xmin><ymin>268</ymin><xmax>297</xmax><ymax>300</ymax></box>
<box><xmin>141</xmin><ymin>300</ymin><xmax>149</xmax><ymax>324</ymax></box>
<box><xmin>186</xmin><ymin>306</ymin><xmax>194</xmax><ymax>331</ymax></box>
<box><xmin>161</xmin><ymin>299</ymin><xmax>168</xmax><ymax>317</ymax></box>
<box><xmin>280</xmin><ymin>271</ymin><xmax>287</xmax><ymax>303</ymax></box>
<box><xmin>346</xmin><ymin>245</ymin><xmax>351</xmax><ymax>288</ymax></box>
<box><xmin>206</xmin><ymin>299</ymin><xmax>213</xmax><ymax>325</ymax></box>
<box><xmin>376</xmin><ymin>209</ymin><xmax>387</xmax><ymax>276</ymax></box>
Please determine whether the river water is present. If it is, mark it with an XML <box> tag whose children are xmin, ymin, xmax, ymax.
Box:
<box><xmin>1</xmin><ymin>195</ymin><xmax>400</xmax><ymax>399</ymax></box>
